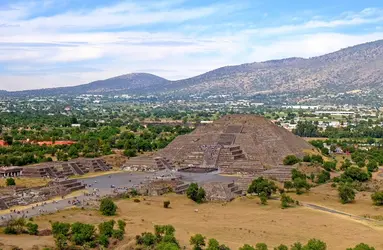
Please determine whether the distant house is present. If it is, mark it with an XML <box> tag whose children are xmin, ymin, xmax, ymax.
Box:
<box><xmin>0</xmin><ymin>140</ymin><xmax>8</xmax><ymax>147</ymax></box>
<box><xmin>71</xmin><ymin>124</ymin><xmax>81</xmax><ymax>127</ymax></box>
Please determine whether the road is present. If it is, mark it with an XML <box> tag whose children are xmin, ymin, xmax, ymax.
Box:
<box><xmin>0</xmin><ymin>169</ymin><xmax>237</xmax><ymax>224</ymax></box>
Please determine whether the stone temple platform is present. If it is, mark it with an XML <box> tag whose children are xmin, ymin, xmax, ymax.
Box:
<box><xmin>124</xmin><ymin>115</ymin><xmax>314</xmax><ymax>181</ymax></box>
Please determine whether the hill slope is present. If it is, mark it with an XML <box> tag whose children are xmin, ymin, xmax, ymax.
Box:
<box><xmin>3</xmin><ymin>39</ymin><xmax>383</xmax><ymax>96</ymax></box>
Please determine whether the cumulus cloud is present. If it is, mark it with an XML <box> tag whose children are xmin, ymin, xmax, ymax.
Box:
<box><xmin>0</xmin><ymin>1</ymin><xmax>383</xmax><ymax>91</ymax></box>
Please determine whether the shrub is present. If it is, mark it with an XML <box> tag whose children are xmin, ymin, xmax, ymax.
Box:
<box><xmin>164</xmin><ymin>200</ymin><xmax>171</xmax><ymax>208</ymax></box>
<box><xmin>112</xmin><ymin>229</ymin><xmax>124</xmax><ymax>240</ymax></box>
<box><xmin>303</xmin><ymin>239</ymin><xmax>327</xmax><ymax>250</ymax></box>
<box><xmin>240</xmin><ymin>244</ymin><xmax>256</xmax><ymax>250</ymax></box>
<box><xmin>281</xmin><ymin>194</ymin><xmax>295</xmax><ymax>209</ymax></box>
<box><xmin>4</xmin><ymin>226</ymin><xmax>17</xmax><ymax>234</ymax></box>
<box><xmin>346</xmin><ymin>243</ymin><xmax>375</xmax><ymax>250</ymax></box>
<box><xmin>26</xmin><ymin>222</ymin><xmax>39</xmax><ymax>235</ymax></box>
<box><xmin>186</xmin><ymin>183</ymin><xmax>206</xmax><ymax>204</ymax></box>
<box><xmin>311</xmin><ymin>155</ymin><xmax>324</xmax><ymax>164</ymax></box>
<box><xmin>283</xmin><ymin>155</ymin><xmax>300</xmax><ymax>165</ymax></box>
<box><xmin>190</xmin><ymin>234</ymin><xmax>206</xmax><ymax>250</ymax></box>
<box><xmin>323</xmin><ymin>161</ymin><xmax>336</xmax><ymax>171</ymax></box>
<box><xmin>117</xmin><ymin>219</ymin><xmax>126</xmax><ymax>232</ymax></box>
<box><xmin>70</xmin><ymin>222</ymin><xmax>96</xmax><ymax>245</ymax></box>
<box><xmin>259</xmin><ymin>192</ymin><xmax>268</xmax><ymax>205</ymax></box>
<box><xmin>338</xmin><ymin>184</ymin><xmax>356</xmax><ymax>204</ymax></box>
<box><xmin>284</xmin><ymin>181</ymin><xmax>293</xmax><ymax>191</ymax></box>
<box><xmin>255</xmin><ymin>243</ymin><xmax>268</xmax><ymax>250</ymax></box>
<box><xmin>367</xmin><ymin>161</ymin><xmax>378</xmax><ymax>172</ymax></box>
<box><xmin>303</xmin><ymin>155</ymin><xmax>312</xmax><ymax>162</ymax></box>
<box><xmin>136</xmin><ymin>232</ymin><xmax>156</xmax><ymax>246</ymax></box>
<box><xmin>6</xmin><ymin>177</ymin><xmax>16</xmax><ymax>186</ymax></box>
<box><xmin>274</xmin><ymin>244</ymin><xmax>288</xmax><ymax>250</ymax></box>
<box><xmin>98</xmin><ymin>234</ymin><xmax>109</xmax><ymax>247</ymax></box>
<box><xmin>320</xmin><ymin>147</ymin><xmax>329</xmax><ymax>156</ymax></box>
<box><xmin>51</xmin><ymin>222</ymin><xmax>71</xmax><ymax>237</ymax></box>
<box><xmin>341</xmin><ymin>167</ymin><xmax>370</xmax><ymax>182</ymax></box>
<box><xmin>293</xmin><ymin>178</ymin><xmax>310</xmax><ymax>194</ymax></box>
<box><xmin>133</xmin><ymin>198</ymin><xmax>141</xmax><ymax>203</ymax></box>
<box><xmin>291</xmin><ymin>169</ymin><xmax>306</xmax><ymax>180</ymax></box>
<box><xmin>371</xmin><ymin>191</ymin><xmax>383</xmax><ymax>206</ymax></box>
<box><xmin>316</xmin><ymin>170</ymin><xmax>331</xmax><ymax>184</ymax></box>
<box><xmin>98</xmin><ymin>220</ymin><xmax>115</xmax><ymax>237</ymax></box>
<box><xmin>247</xmin><ymin>177</ymin><xmax>277</xmax><ymax>198</ymax></box>
<box><xmin>100</xmin><ymin>198</ymin><xmax>117</xmax><ymax>216</ymax></box>
<box><xmin>341</xmin><ymin>159</ymin><xmax>352</xmax><ymax>170</ymax></box>
<box><xmin>55</xmin><ymin>234</ymin><xmax>68</xmax><ymax>250</ymax></box>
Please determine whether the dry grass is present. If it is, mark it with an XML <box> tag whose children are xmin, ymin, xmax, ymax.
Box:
<box><xmin>0</xmin><ymin>177</ymin><xmax>49</xmax><ymax>188</ymax></box>
<box><xmin>1</xmin><ymin>194</ymin><xmax>382</xmax><ymax>250</ymax></box>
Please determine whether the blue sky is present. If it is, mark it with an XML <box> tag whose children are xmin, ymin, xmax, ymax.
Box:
<box><xmin>0</xmin><ymin>0</ymin><xmax>383</xmax><ymax>91</ymax></box>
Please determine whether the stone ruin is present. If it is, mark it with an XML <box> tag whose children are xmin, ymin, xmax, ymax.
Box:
<box><xmin>201</xmin><ymin>182</ymin><xmax>244</xmax><ymax>202</ymax></box>
<box><xmin>22</xmin><ymin>158</ymin><xmax>111</xmax><ymax>178</ymax></box>
<box><xmin>124</xmin><ymin>115</ymin><xmax>313</xmax><ymax>181</ymax></box>
<box><xmin>0</xmin><ymin>179</ymin><xmax>85</xmax><ymax>210</ymax></box>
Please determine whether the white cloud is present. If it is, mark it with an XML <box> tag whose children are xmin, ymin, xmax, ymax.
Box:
<box><xmin>1</xmin><ymin>2</ymin><xmax>383</xmax><ymax>91</ymax></box>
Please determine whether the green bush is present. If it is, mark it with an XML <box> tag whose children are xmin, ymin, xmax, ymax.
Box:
<box><xmin>98</xmin><ymin>234</ymin><xmax>109</xmax><ymax>247</ymax></box>
<box><xmin>100</xmin><ymin>198</ymin><xmax>117</xmax><ymax>216</ymax></box>
<box><xmin>163</xmin><ymin>200</ymin><xmax>171</xmax><ymax>208</ymax></box>
<box><xmin>346</xmin><ymin>243</ymin><xmax>375</xmax><ymax>250</ymax></box>
<box><xmin>112</xmin><ymin>229</ymin><xmax>124</xmax><ymax>240</ymax></box>
<box><xmin>316</xmin><ymin>170</ymin><xmax>331</xmax><ymax>184</ymax></box>
<box><xmin>367</xmin><ymin>161</ymin><xmax>378</xmax><ymax>172</ymax></box>
<box><xmin>6</xmin><ymin>177</ymin><xmax>16</xmax><ymax>186</ymax></box>
<box><xmin>186</xmin><ymin>183</ymin><xmax>206</xmax><ymax>204</ymax></box>
<box><xmin>51</xmin><ymin>222</ymin><xmax>71</xmax><ymax>237</ymax></box>
<box><xmin>302</xmin><ymin>155</ymin><xmax>312</xmax><ymax>162</ymax></box>
<box><xmin>98</xmin><ymin>220</ymin><xmax>115</xmax><ymax>237</ymax></box>
<box><xmin>338</xmin><ymin>184</ymin><xmax>356</xmax><ymax>204</ymax></box>
<box><xmin>323</xmin><ymin>161</ymin><xmax>336</xmax><ymax>171</ymax></box>
<box><xmin>371</xmin><ymin>191</ymin><xmax>383</xmax><ymax>206</ymax></box>
<box><xmin>247</xmin><ymin>177</ymin><xmax>277</xmax><ymax>198</ymax></box>
<box><xmin>281</xmin><ymin>194</ymin><xmax>295</xmax><ymax>209</ymax></box>
<box><xmin>283</xmin><ymin>155</ymin><xmax>300</xmax><ymax>165</ymax></box>
<box><xmin>26</xmin><ymin>222</ymin><xmax>39</xmax><ymax>235</ymax></box>
<box><xmin>117</xmin><ymin>219</ymin><xmax>126</xmax><ymax>232</ymax></box>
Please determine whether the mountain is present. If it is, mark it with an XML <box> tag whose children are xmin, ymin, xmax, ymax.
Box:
<box><xmin>3</xmin><ymin>39</ymin><xmax>383</xmax><ymax>97</ymax></box>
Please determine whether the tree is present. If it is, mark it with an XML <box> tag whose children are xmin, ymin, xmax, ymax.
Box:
<box><xmin>255</xmin><ymin>243</ymin><xmax>268</xmax><ymax>250</ymax></box>
<box><xmin>281</xmin><ymin>194</ymin><xmax>295</xmax><ymax>209</ymax></box>
<box><xmin>190</xmin><ymin>234</ymin><xmax>206</xmax><ymax>250</ymax></box>
<box><xmin>302</xmin><ymin>239</ymin><xmax>326</xmax><ymax>250</ymax></box>
<box><xmin>338</xmin><ymin>184</ymin><xmax>355</xmax><ymax>204</ymax></box>
<box><xmin>293</xmin><ymin>121</ymin><xmax>319</xmax><ymax>137</ymax></box>
<box><xmin>316</xmin><ymin>171</ymin><xmax>330</xmax><ymax>184</ymax></box>
<box><xmin>164</xmin><ymin>200</ymin><xmax>171</xmax><ymax>208</ymax></box>
<box><xmin>291</xmin><ymin>242</ymin><xmax>303</xmax><ymax>250</ymax></box>
<box><xmin>311</xmin><ymin>155</ymin><xmax>324</xmax><ymax>164</ymax></box>
<box><xmin>26</xmin><ymin>222</ymin><xmax>39</xmax><ymax>235</ymax></box>
<box><xmin>55</xmin><ymin>234</ymin><xmax>68</xmax><ymax>250</ymax></box>
<box><xmin>323</xmin><ymin>161</ymin><xmax>336</xmax><ymax>171</ymax></box>
<box><xmin>340</xmin><ymin>159</ymin><xmax>352</xmax><ymax>170</ymax></box>
<box><xmin>186</xmin><ymin>183</ymin><xmax>206</xmax><ymax>204</ymax></box>
<box><xmin>51</xmin><ymin>222</ymin><xmax>71</xmax><ymax>237</ymax></box>
<box><xmin>274</xmin><ymin>245</ymin><xmax>288</xmax><ymax>250</ymax></box>
<box><xmin>240</xmin><ymin>244</ymin><xmax>256</xmax><ymax>250</ymax></box>
<box><xmin>100</xmin><ymin>198</ymin><xmax>117</xmax><ymax>216</ymax></box>
<box><xmin>259</xmin><ymin>192</ymin><xmax>268</xmax><ymax>205</ymax></box>
<box><xmin>123</xmin><ymin>148</ymin><xmax>137</xmax><ymax>157</ymax></box>
<box><xmin>247</xmin><ymin>177</ymin><xmax>277</xmax><ymax>198</ymax></box>
<box><xmin>371</xmin><ymin>191</ymin><xmax>383</xmax><ymax>206</ymax></box>
<box><xmin>346</xmin><ymin>243</ymin><xmax>375</xmax><ymax>250</ymax></box>
<box><xmin>283</xmin><ymin>155</ymin><xmax>300</xmax><ymax>165</ymax></box>
<box><xmin>302</xmin><ymin>155</ymin><xmax>312</xmax><ymax>162</ymax></box>
<box><xmin>98</xmin><ymin>234</ymin><xmax>109</xmax><ymax>247</ymax></box>
<box><xmin>98</xmin><ymin>220</ymin><xmax>115</xmax><ymax>237</ymax></box>
<box><xmin>6</xmin><ymin>177</ymin><xmax>16</xmax><ymax>186</ymax></box>
<box><xmin>293</xmin><ymin>178</ymin><xmax>310</xmax><ymax>194</ymax></box>
<box><xmin>70</xmin><ymin>222</ymin><xmax>96</xmax><ymax>245</ymax></box>
<box><xmin>320</xmin><ymin>147</ymin><xmax>329</xmax><ymax>156</ymax></box>
<box><xmin>366</xmin><ymin>161</ymin><xmax>378</xmax><ymax>172</ymax></box>
<box><xmin>341</xmin><ymin>167</ymin><xmax>370</xmax><ymax>182</ymax></box>
<box><xmin>284</xmin><ymin>181</ymin><xmax>293</xmax><ymax>191</ymax></box>
<box><xmin>117</xmin><ymin>219</ymin><xmax>126</xmax><ymax>232</ymax></box>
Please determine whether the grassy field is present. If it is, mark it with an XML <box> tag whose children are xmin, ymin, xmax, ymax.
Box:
<box><xmin>1</xmin><ymin>194</ymin><xmax>382</xmax><ymax>250</ymax></box>
<box><xmin>0</xmin><ymin>177</ymin><xmax>49</xmax><ymax>188</ymax></box>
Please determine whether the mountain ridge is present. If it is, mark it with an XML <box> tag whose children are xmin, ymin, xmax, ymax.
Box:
<box><xmin>2</xmin><ymin>39</ymin><xmax>383</xmax><ymax>96</ymax></box>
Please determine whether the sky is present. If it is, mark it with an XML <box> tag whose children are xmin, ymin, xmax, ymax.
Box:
<box><xmin>0</xmin><ymin>0</ymin><xmax>383</xmax><ymax>91</ymax></box>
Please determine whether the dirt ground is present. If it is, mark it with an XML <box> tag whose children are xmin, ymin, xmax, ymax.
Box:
<box><xmin>1</xmin><ymin>194</ymin><xmax>382</xmax><ymax>250</ymax></box>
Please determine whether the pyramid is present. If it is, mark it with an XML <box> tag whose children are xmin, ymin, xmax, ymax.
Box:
<box><xmin>126</xmin><ymin>115</ymin><xmax>313</xmax><ymax>179</ymax></box>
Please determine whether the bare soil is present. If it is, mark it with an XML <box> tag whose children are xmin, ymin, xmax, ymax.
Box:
<box><xmin>1</xmin><ymin>194</ymin><xmax>382</xmax><ymax>250</ymax></box>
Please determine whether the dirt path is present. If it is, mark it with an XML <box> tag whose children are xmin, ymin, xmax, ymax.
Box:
<box><xmin>302</xmin><ymin>202</ymin><xmax>383</xmax><ymax>226</ymax></box>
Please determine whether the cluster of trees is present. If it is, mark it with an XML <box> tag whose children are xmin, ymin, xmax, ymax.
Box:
<box><xmin>51</xmin><ymin>218</ymin><xmax>126</xmax><ymax>249</ymax></box>
<box><xmin>135</xmin><ymin>224</ymin><xmax>376</xmax><ymax>250</ymax></box>
<box><xmin>0</xmin><ymin>123</ymin><xmax>193</xmax><ymax>166</ymax></box>
<box><xmin>4</xmin><ymin>218</ymin><xmax>38</xmax><ymax>235</ymax></box>
<box><xmin>284</xmin><ymin>169</ymin><xmax>311</xmax><ymax>195</ymax></box>
<box><xmin>293</xmin><ymin>120</ymin><xmax>383</xmax><ymax>139</ymax></box>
